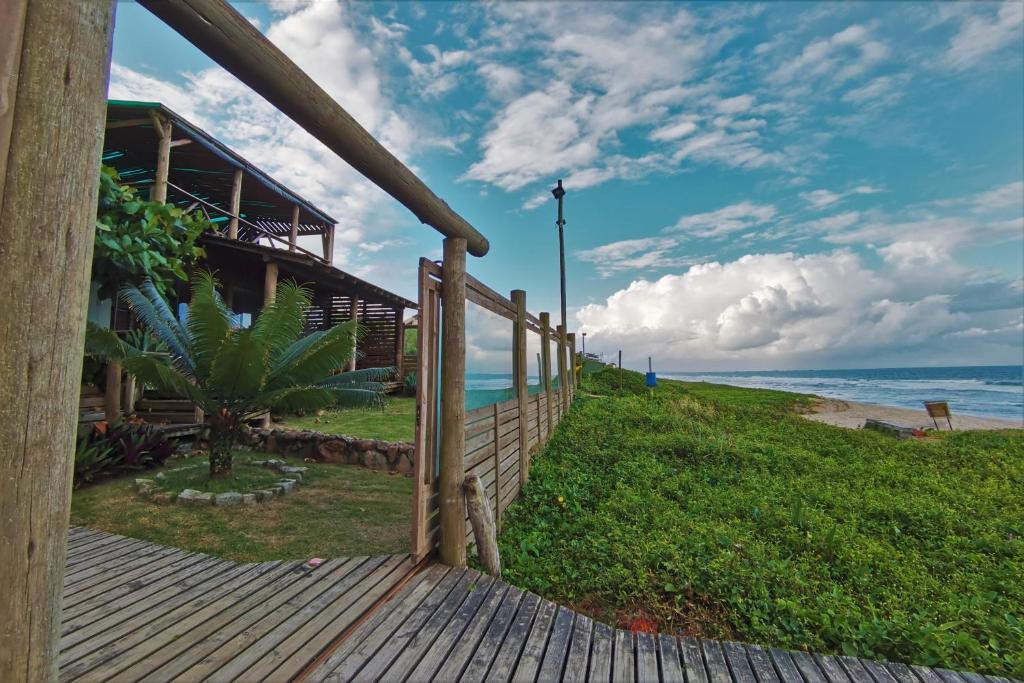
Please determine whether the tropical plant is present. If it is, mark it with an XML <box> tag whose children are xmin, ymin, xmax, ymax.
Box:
<box><xmin>86</xmin><ymin>272</ymin><xmax>393</xmax><ymax>475</ymax></box>
<box><xmin>93</xmin><ymin>164</ymin><xmax>212</xmax><ymax>300</ymax></box>
<box><xmin>73</xmin><ymin>419</ymin><xmax>177</xmax><ymax>488</ymax></box>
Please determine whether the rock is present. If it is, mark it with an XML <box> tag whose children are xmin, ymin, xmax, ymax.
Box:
<box><xmin>177</xmin><ymin>489</ymin><xmax>213</xmax><ymax>506</ymax></box>
<box><xmin>214</xmin><ymin>492</ymin><xmax>242</xmax><ymax>506</ymax></box>
<box><xmin>155</xmin><ymin>472</ymin><xmax>166</xmax><ymax>480</ymax></box>
<box><xmin>254</xmin><ymin>489</ymin><xmax>275</xmax><ymax>502</ymax></box>
<box><xmin>276</xmin><ymin>479</ymin><xmax>297</xmax><ymax>493</ymax></box>
<box><xmin>151</xmin><ymin>492</ymin><xmax>174</xmax><ymax>504</ymax></box>
<box><xmin>355</xmin><ymin>439</ymin><xmax>376</xmax><ymax>452</ymax></box>
<box><xmin>135</xmin><ymin>478</ymin><xmax>154</xmax><ymax>488</ymax></box>
<box><xmin>317</xmin><ymin>439</ymin><xmax>352</xmax><ymax>464</ymax></box>
<box><xmin>241</xmin><ymin>493</ymin><xmax>257</xmax><ymax>506</ymax></box>
<box><xmin>278</xmin><ymin>465</ymin><xmax>307</xmax><ymax>482</ymax></box>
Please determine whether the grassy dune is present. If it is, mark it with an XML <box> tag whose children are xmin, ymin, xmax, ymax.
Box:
<box><xmin>499</xmin><ymin>366</ymin><xmax>1023</xmax><ymax>676</ymax></box>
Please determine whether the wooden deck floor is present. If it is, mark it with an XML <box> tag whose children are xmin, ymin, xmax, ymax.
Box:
<box><xmin>310</xmin><ymin>565</ymin><xmax>1016</xmax><ymax>683</ymax></box>
<box><xmin>61</xmin><ymin>529</ymin><xmax>1014</xmax><ymax>683</ymax></box>
<box><xmin>59</xmin><ymin>527</ymin><xmax>414</xmax><ymax>682</ymax></box>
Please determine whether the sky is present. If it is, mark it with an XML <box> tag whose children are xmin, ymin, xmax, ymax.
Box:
<box><xmin>109</xmin><ymin>0</ymin><xmax>1024</xmax><ymax>371</ymax></box>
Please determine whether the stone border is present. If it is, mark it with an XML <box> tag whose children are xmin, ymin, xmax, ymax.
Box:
<box><xmin>243</xmin><ymin>427</ymin><xmax>414</xmax><ymax>474</ymax></box>
<box><xmin>134</xmin><ymin>460</ymin><xmax>308</xmax><ymax>506</ymax></box>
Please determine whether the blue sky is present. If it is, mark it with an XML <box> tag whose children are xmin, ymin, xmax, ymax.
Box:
<box><xmin>110</xmin><ymin>1</ymin><xmax>1023</xmax><ymax>370</ymax></box>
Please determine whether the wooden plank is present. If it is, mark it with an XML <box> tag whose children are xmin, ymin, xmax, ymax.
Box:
<box><xmin>536</xmin><ymin>605</ymin><xmax>576</xmax><ymax>680</ymax></box>
<box><xmin>236</xmin><ymin>555</ymin><xmax>415</xmax><ymax>679</ymax></box>
<box><xmin>933</xmin><ymin>670</ymin><xmax>970</xmax><ymax>683</ymax></box>
<box><xmin>613</xmin><ymin>629</ymin><xmax>636</xmax><ymax>682</ymax></box>
<box><xmin>910</xmin><ymin>665</ymin><xmax>947</xmax><ymax>683</ymax></box>
<box><xmin>815</xmin><ymin>654</ymin><xmax>854</xmax><ymax>683</ymax></box>
<box><xmin>767</xmin><ymin>648</ymin><xmax>807</xmax><ymax>683</ymax></box>
<box><xmin>62</xmin><ymin>543</ymin><xmax>173</xmax><ymax>591</ymax></box>
<box><xmin>456</xmin><ymin>587</ymin><xmax>527</xmax><ymax>681</ymax></box>
<box><xmin>658</xmin><ymin>633</ymin><xmax>685</xmax><ymax>683</ymax></box>
<box><xmin>62</xmin><ymin>547</ymin><xmax>194</xmax><ymax>606</ymax></box>
<box><xmin>702</xmin><ymin>639</ymin><xmax>735</xmax><ymax>683</ymax></box>
<box><xmin>839</xmin><ymin>655</ymin><xmax>879</xmax><ymax>683</ymax></box>
<box><xmin>485</xmin><ymin>592</ymin><xmax>542</xmax><ymax>683</ymax></box>
<box><xmin>635</xmin><ymin>631</ymin><xmax>660</xmax><ymax>682</ymax></box>
<box><xmin>440</xmin><ymin>237</ymin><xmax>468</xmax><ymax>566</ymax></box>
<box><xmin>723</xmin><ymin>640</ymin><xmax>758</xmax><ymax>683</ymax></box>
<box><xmin>560</xmin><ymin>612</ymin><xmax>594</xmax><ymax>683</ymax></box>
<box><xmin>882</xmin><ymin>662</ymin><xmax>925</xmax><ymax>683</ymax></box>
<box><xmin>680</xmin><ymin>637</ymin><xmax>711</xmax><ymax>683</ymax></box>
<box><xmin>588</xmin><ymin>621</ymin><xmax>615</xmax><ymax>683</ymax></box>
<box><xmin>789</xmin><ymin>650</ymin><xmax>829</xmax><ymax>683</ymax></box>
<box><xmin>743</xmin><ymin>645</ymin><xmax>781</xmax><ymax>683</ymax></box>
<box><xmin>858</xmin><ymin>658</ymin><xmax>900</xmax><ymax>683</ymax></box>
<box><xmin>401</xmin><ymin>574</ymin><xmax>498</xmax><ymax>681</ymax></box>
<box><xmin>80</xmin><ymin>560</ymin><xmax>300</xmax><ymax>682</ymax></box>
<box><xmin>431</xmin><ymin>582</ymin><xmax>514</xmax><ymax>681</ymax></box>
<box><xmin>510</xmin><ymin>597</ymin><xmax>558</xmax><ymax>682</ymax></box>
<box><xmin>320</xmin><ymin>566</ymin><xmax>462</xmax><ymax>682</ymax></box>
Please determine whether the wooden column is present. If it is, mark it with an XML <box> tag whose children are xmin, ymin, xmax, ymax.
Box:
<box><xmin>492</xmin><ymin>402</ymin><xmax>502</xmax><ymax>530</ymax></box>
<box><xmin>322</xmin><ymin>225</ymin><xmax>335</xmax><ymax>264</ymax></box>
<box><xmin>151</xmin><ymin>115</ymin><xmax>172</xmax><ymax>204</ymax></box>
<box><xmin>557</xmin><ymin>324</ymin><xmax>568</xmax><ymax>414</ymax></box>
<box><xmin>439</xmin><ymin>237</ymin><xmax>467</xmax><ymax>567</ymax></box>
<box><xmin>348</xmin><ymin>295</ymin><xmax>360</xmax><ymax>372</ymax></box>
<box><xmin>263</xmin><ymin>260</ymin><xmax>279</xmax><ymax>305</ymax></box>
<box><xmin>104</xmin><ymin>362</ymin><xmax>122</xmax><ymax>420</ymax></box>
<box><xmin>567</xmin><ymin>332</ymin><xmax>577</xmax><ymax>396</ymax></box>
<box><xmin>227</xmin><ymin>167</ymin><xmax>242</xmax><ymax>239</ymax></box>
<box><xmin>511</xmin><ymin>289</ymin><xmax>529</xmax><ymax>487</ymax></box>
<box><xmin>288</xmin><ymin>203</ymin><xmax>299</xmax><ymax>251</ymax></box>
<box><xmin>0</xmin><ymin>1</ymin><xmax>115</xmax><ymax>679</ymax></box>
<box><xmin>394</xmin><ymin>306</ymin><xmax>405</xmax><ymax>378</ymax></box>
<box><xmin>540</xmin><ymin>312</ymin><xmax>553</xmax><ymax>438</ymax></box>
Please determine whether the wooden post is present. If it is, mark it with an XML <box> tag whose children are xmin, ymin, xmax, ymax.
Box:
<box><xmin>152</xmin><ymin>114</ymin><xmax>172</xmax><ymax>204</ymax></box>
<box><xmin>557</xmin><ymin>324</ymin><xmax>568</xmax><ymax>414</ymax></box>
<box><xmin>439</xmin><ymin>237</ymin><xmax>467</xmax><ymax>567</ymax></box>
<box><xmin>349</xmin><ymin>295</ymin><xmax>360</xmax><ymax>372</ymax></box>
<box><xmin>567</xmin><ymin>332</ymin><xmax>576</xmax><ymax>397</ymax></box>
<box><xmin>263</xmin><ymin>260</ymin><xmax>279</xmax><ymax>305</ymax></box>
<box><xmin>288</xmin><ymin>203</ymin><xmax>299</xmax><ymax>251</ymax></box>
<box><xmin>463</xmin><ymin>475</ymin><xmax>500</xmax><ymax>577</ymax></box>
<box><xmin>394</xmin><ymin>306</ymin><xmax>405</xmax><ymax>379</ymax></box>
<box><xmin>227</xmin><ymin>167</ymin><xmax>243</xmax><ymax>239</ymax></box>
<box><xmin>123</xmin><ymin>375</ymin><xmax>136</xmax><ymax>416</ymax></box>
<box><xmin>322</xmin><ymin>225</ymin><xmax>335</xmax><ymax>264</ymax></box>
<box><xmin>511</xmin><ymin>290</ymin><xmax>529</xmax><ymax>487</ymax></box>
<box><xmin>492</xmin><ymin>402</ymin><xmax>502</xmax><ymax>530</ymax></box>
<box><xmin>540</xmin><ymin>312</ymin><xmax>553</xmax><ymax>438</ymax></box>
<box><xmin>0</xmin><ymin>1</ymin><xmax>115</xmax><ymax>679</ymax></box>
<box><xmin>104</xmin><ymin>361</ymin><xmax>122</xmax><ymax>421</ymax></box>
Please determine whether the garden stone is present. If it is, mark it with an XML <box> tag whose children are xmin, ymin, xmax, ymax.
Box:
<box><xmin>177</xmin><ymin>489</ymin><xmax>213</xmax><ymax>506</ymax></box>
<box><xmin>155</xmin><ymin>472</ymin><xmax>166</xmax><ymax>480</ymax></box>
<box><xmin>151</xmin><ymin>492</ymin><xmax>174</xmax><ymax>504</ymax></box>
<box><xmin>241</xmin><ymin>494</ymin><xmax>257</xmax><ymax>506</ymax></box>
<box><xmin>254</xmin><ymin>489</ymin><xmax>275</xmax><ymax>502</ymax></box>
<box><xmin>214</xmin><ymin>492</ymin><xmax>242</xmax><ymax>506</ymax></box>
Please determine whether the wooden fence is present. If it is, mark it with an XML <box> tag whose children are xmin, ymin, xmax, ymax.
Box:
<box><xmin>411</xmin><ymin>258</ymin><xmax>576</xmax><ymax>560</ymax></box>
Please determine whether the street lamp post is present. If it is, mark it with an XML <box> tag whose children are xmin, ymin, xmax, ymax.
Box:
<box><xmin>551</xmin><ymin>179</ymin><xmax>567</xmax><ymax>334</ymax></box>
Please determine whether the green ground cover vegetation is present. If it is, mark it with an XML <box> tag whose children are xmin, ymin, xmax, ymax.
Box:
<box><xmin>499</xmin><ymin>366</ymin><xmax>1023</xmax><ymax>676</ymax></box>
<box><xmin>277</xmin><ymin>396</ymin><xmax>416</xmax><ymax>443</ymax></box>
<box><xmin>71</xmin><ymin>450</ymin><xmax>411</xmax><ymax>561</ymax></box>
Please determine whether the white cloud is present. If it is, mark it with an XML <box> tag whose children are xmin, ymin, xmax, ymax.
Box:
<box><xmin>716</xmin><ymin>94</ymin><xmax>755</xmax><ymax>114</ymax></box>
<box><xmin>576</xmin><ymin>237</ymin><xmax>689</xmax><ymax>277</ymax></box>
<box><xmin>945</xmin><ymin>2</ymin><xmax>1024</xmax><ymax>71</ymax></box>
<box><xmin>769</xmin><ymin>24</ymin><xmax>890</xmax><ymax>87</ymax></box>
<box><xmin>667</xmin><ymin>202</ymin><xmax>777</xmax><ymax>238</ymax></box>
<box><xmin>842</xmin><ymin>75</ymin><xmax>908</xmax><ymax>107</ymax></box>
<box><xmin>649</xmin><ymin>117</ymin><xmax>699</xmax><ymax>142</ymax></box>
<box><xmin>801</xmin><ymin>189</ymin><xmax>843</xmax><ymax>209</ymax></box>
<box><xmin>477</xmin><ymin>63</ymin><xmax>523</xmax><ymax>100</ymax></box>
<box><xmin>573</xmin><ymin>250</ymin><xmax>1008</xmax><ymax>368</ymax></box>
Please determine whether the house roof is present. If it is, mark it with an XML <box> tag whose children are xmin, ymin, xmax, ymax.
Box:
<box><xmin>103</xmin><ymin>100</ymin><xmax>336</xmax><ymax>233</ymax></box>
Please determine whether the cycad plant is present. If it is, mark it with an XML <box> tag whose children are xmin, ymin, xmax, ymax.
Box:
<box><xmin>87</xmin><ymin>272</ymin><xmax>392</xmax><ymax>475</ymax></box>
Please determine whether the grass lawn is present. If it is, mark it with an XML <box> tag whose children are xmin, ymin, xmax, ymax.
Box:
<box><xmin>499</xmin><ymin>366</ymin><xmax>1024</xmax><ymax>677</ymax></box>
<box><xmin>275</xmin><ymin>396</ymin><xmax>415</xmax><ymax>443</ymax></box>
<box><xmin>71</xmin><ymin>450</ymin><xmax>412</xmax><ymax>561</ymax></box>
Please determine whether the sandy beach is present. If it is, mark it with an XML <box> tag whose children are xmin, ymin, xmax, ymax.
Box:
<box><xmin>803</xmin><ymin>397</ymin><xmax>1023</xmax><ymax>431</ymax></box>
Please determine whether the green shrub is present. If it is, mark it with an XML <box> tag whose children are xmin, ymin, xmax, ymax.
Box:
<box><xmin>501</xmin><ymin>368</ymin><xmax>1024</xmax><ymax>676</ymax></box>
<box><xmin>74</xmin><ymin>420</ymin><xmax>178</xmax><ymax>488</ymax></box>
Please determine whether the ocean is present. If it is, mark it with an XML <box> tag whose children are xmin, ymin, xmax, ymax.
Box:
<box><xmin>660</xmin><ymin>365</ymin><xmax>1024</xmax><ymax>422</ymax></box>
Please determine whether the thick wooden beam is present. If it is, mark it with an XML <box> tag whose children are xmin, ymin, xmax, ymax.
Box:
<box><xmin>322</xmin><ymin>224</ymin><xmax>335</xmax><ymax>265</ymax></box>
<box><xmin>135</xmin><ymin>0</ymin><xmax>489</xmax><ymax>257</ymax></box>
<box><xmin>0</xmin><ymin>1</ymin><xmax>115</xmax><ymax>679</ymax></box>
<box><xmin>104</xmin><ymin>361</ymin><xmax>122</xmax><ymax>420</ymax></box>
<box><xmin>540</xmin><ymin>312</ymin><xmax>553</xmax><ymax>436</ymax></box>
<box><xmin>104</xmin><ymin>117</ymin><xmax>151</xmax><ymax>130</ymax></box>
<box><xmin>288</xmin><ymin>203</ymin><xmax>299</xmax><ymax>251</ymax></box>
<box><xmin>439</xmin><ymin>237</ymin><xmax>467</xmax><ymax>567</ymax></box>
<box><xmin>394</xmin><ymin>306</ymin><xmax>405</xmax><ymax>378</ymax></box>
<box><xmin>151</xmin><ymin>115</ymin><xmax>172</xmax><ymax>204</ymax></box>
<box><xmin>511</xmin><ymin>289</ymin><xmax>529</xmax><ymax>487</ymax></box>
<box><xmin>227</xmin><ymin>167</ymin><xmax>242</xmax><ymax>239</ymax></box>
<box><xmin>464</xmin><ymin>474</ymin><xmax>500</xmax><ymax>578</ymax></box>
<box><xmin>263</xmin><ymin>261</ymin><xmax>278</xmax><ymax>305</ymax></box>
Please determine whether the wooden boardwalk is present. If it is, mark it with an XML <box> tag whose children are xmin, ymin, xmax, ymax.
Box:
<box><xmin>59</xmin><ymin>527</ymin><xmax>414</xmax><ymax>682</ymax></box>
<box><xmin>61</xmin><ymin>529</ymin><xmax>1014</xmax><ymax>683</ymax></box>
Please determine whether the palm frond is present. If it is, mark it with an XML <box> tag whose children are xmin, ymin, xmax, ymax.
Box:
<box><xmin>326</xmin><ymin>386</ymin><xmax>387</xmax><ymax>409</ymax></box>
<box><xmin>317</xmin><ymin>367</ymin><xmax>396</xmax><ymax>386</ymax></box>
<box><xmin>120</xmin><ymin>281</ymin><xmax>196</xmax><ymax>378</ymax></box>
<box><xmin>246</xmin><ymin>386</ymin><xmax>337</xmax><ymax>416</ymax></box>
<box><xmin>122</xmin><ymin>355</ymin><xmax>205</xmax><ymax>406</ymax></box>
<box><xmin>252</xmin><ymin>280</ymin><xmax>311</xmax><ymax>361</ymax></box>
<box><xmin>266</xmin><ymin>321</ymin><xmax>357</xmax><ymax>389</ymax></box>
<box><xmin>84</xmin><ymin>322</ymin><xmax>132</xmax><ymax>361</ymax></box>
<box><xmin>207</xmin><ymin>329</ymin><xmax>266</xmax><ymax>400</ymax></box>
<box><xmin>186</xmin><ymin>271</ymin><xmax>231</xmax><ymax>378</ymax></box>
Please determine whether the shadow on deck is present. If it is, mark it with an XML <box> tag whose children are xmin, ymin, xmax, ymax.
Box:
<box><xmin>61</xmin><ymin>528</ymin><xmax>1012</xmax><ymax>683</ymax></box>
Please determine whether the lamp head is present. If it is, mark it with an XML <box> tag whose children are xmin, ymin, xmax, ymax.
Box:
<box><xmin>551</xmin><ymin>179</ymin><xmax>565</xmax><ymax>200</ymax></box>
